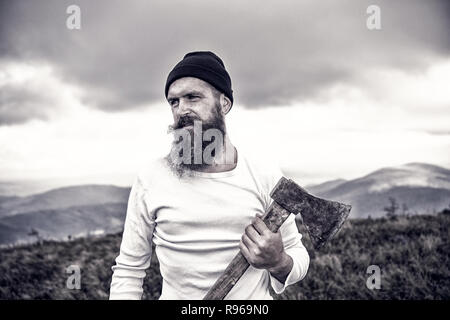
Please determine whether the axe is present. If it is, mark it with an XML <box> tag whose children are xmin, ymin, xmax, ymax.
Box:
<box><xmin>203</xmin><ymin>176</ymin><xmax>351</xmax><ymax>300</ymax></box>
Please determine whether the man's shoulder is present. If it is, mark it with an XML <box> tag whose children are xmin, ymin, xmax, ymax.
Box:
<box><xmin>239</xmin><ymin>147</ymin><xmax>283</xmax><ymax>190</ymax></box>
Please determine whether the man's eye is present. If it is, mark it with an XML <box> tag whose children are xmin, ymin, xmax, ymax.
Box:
<box><xmin>169</xmin><ymin>100</ymin><xmax>178</xmax><ymax>107</ymax></box>
<box><xmin>188</xmin><ymin>95</ymin><xmax>200</xmax><ymax>100</ymax></box>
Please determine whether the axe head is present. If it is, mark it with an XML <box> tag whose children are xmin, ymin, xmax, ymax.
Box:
<box><xmin>270</xmin><ymin>177</ymin><xmax>351</xmax><ymax>250</ymax></box>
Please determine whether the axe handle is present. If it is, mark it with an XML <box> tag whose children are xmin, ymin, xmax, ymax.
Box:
<box><xmin>203</xmin><ymin>201</ymin><xmax>291</xmax><ymax>300</ymax></box>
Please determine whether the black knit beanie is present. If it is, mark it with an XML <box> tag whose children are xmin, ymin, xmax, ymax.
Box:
<box><xmin>165</xmin><ymin>51</ymin><xmax>233</xmax><ymax>106</ymax></box>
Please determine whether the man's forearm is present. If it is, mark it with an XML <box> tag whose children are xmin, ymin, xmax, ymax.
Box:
<box><xmin>267</xmin><ymin>251</ymin><xmax>293</xmax><ymax>284</ymax></box>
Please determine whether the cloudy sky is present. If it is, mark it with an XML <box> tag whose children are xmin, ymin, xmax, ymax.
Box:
<box><xmin>0</xmin><ymin>0</ymin><xmax>449</xmax><ymax>194</ymax></box>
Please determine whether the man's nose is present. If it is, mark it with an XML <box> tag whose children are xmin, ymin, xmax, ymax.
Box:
<box><xmin>177</xmin><ymin>99</ymin><xmax>193</xmax><ymax>115</ymax></box>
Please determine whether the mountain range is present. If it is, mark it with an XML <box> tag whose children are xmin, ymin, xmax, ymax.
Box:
<box><xmin>0</xmin><ymin>162</ymin><xmax>449</xmax><ymax>246</ymax></box>
<box><xmin>305</xmin><ymin>163</ymin><xmax>450</xmax><ymax>219</ymax></box>
<box><xmin>0</xmin><ymin>185</ymin><xmax>130</xmax><ymax>246</ymax></box>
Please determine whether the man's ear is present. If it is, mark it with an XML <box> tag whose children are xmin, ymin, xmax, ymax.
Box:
<box><xmin>220</xmin><ymin>94</ymin><xmax>232</xmax><ymax>115</ymax></box>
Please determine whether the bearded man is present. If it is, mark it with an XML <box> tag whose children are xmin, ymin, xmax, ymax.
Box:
<box><xmin>109</xmin><ymin>51</ymin><xmax>310</xmax><ymax>300</ymax></box>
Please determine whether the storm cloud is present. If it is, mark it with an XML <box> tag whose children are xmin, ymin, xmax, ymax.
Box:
<box><xmin>0</xmin><ymin>84</ymin><xmax>52</xmax><ymax>125</ymax></box>
<box><xmin>0</xmin><ymin>0</ymin><xmax>449</xmax><ymax>123</ymax></box>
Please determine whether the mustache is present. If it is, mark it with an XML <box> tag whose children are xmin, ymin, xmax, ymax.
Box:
<box><xmin>171</xmin><ymin>115</ymin><xmax>200</xmax><ymax>130</ymax></box>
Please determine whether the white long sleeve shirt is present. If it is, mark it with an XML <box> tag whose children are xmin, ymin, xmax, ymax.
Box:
<box><xmin>109</xmin><ymin>149</ymin><xmax>310</xmax><ymax>300</ymax></box>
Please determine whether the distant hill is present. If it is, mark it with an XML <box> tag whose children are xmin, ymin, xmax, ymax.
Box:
<box><xmin>306</xmin><ymin>179</ymin><xmax>347</xmax><ymax>195</ymax></box>
<box><xmin>305</xmin><ymin>163</ymin><xmax>450</xmax><ymax>218</ymax></box>
<box><xmin>0</xmin><ymin>179</ymin><xmax>75</xmax><ymax>197</ymax></box>
<box><xmin>0</xmin><ymin>185</ymin><xmax>130</xmax><ymax>218</ymax></box>
<box><xmin>0</xmin><ymin>185</ymin><xmax>130</xmax><ymax>246</ymax></box>
<box><xmin>0</xmin><ymin>203</ymin><xmax>127</xmax><ymax>246</ymax></box>
<box><xmin>0</xmin><ymin>195</ymin><xmax>19</xmax><ymax>203</ymax></box>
